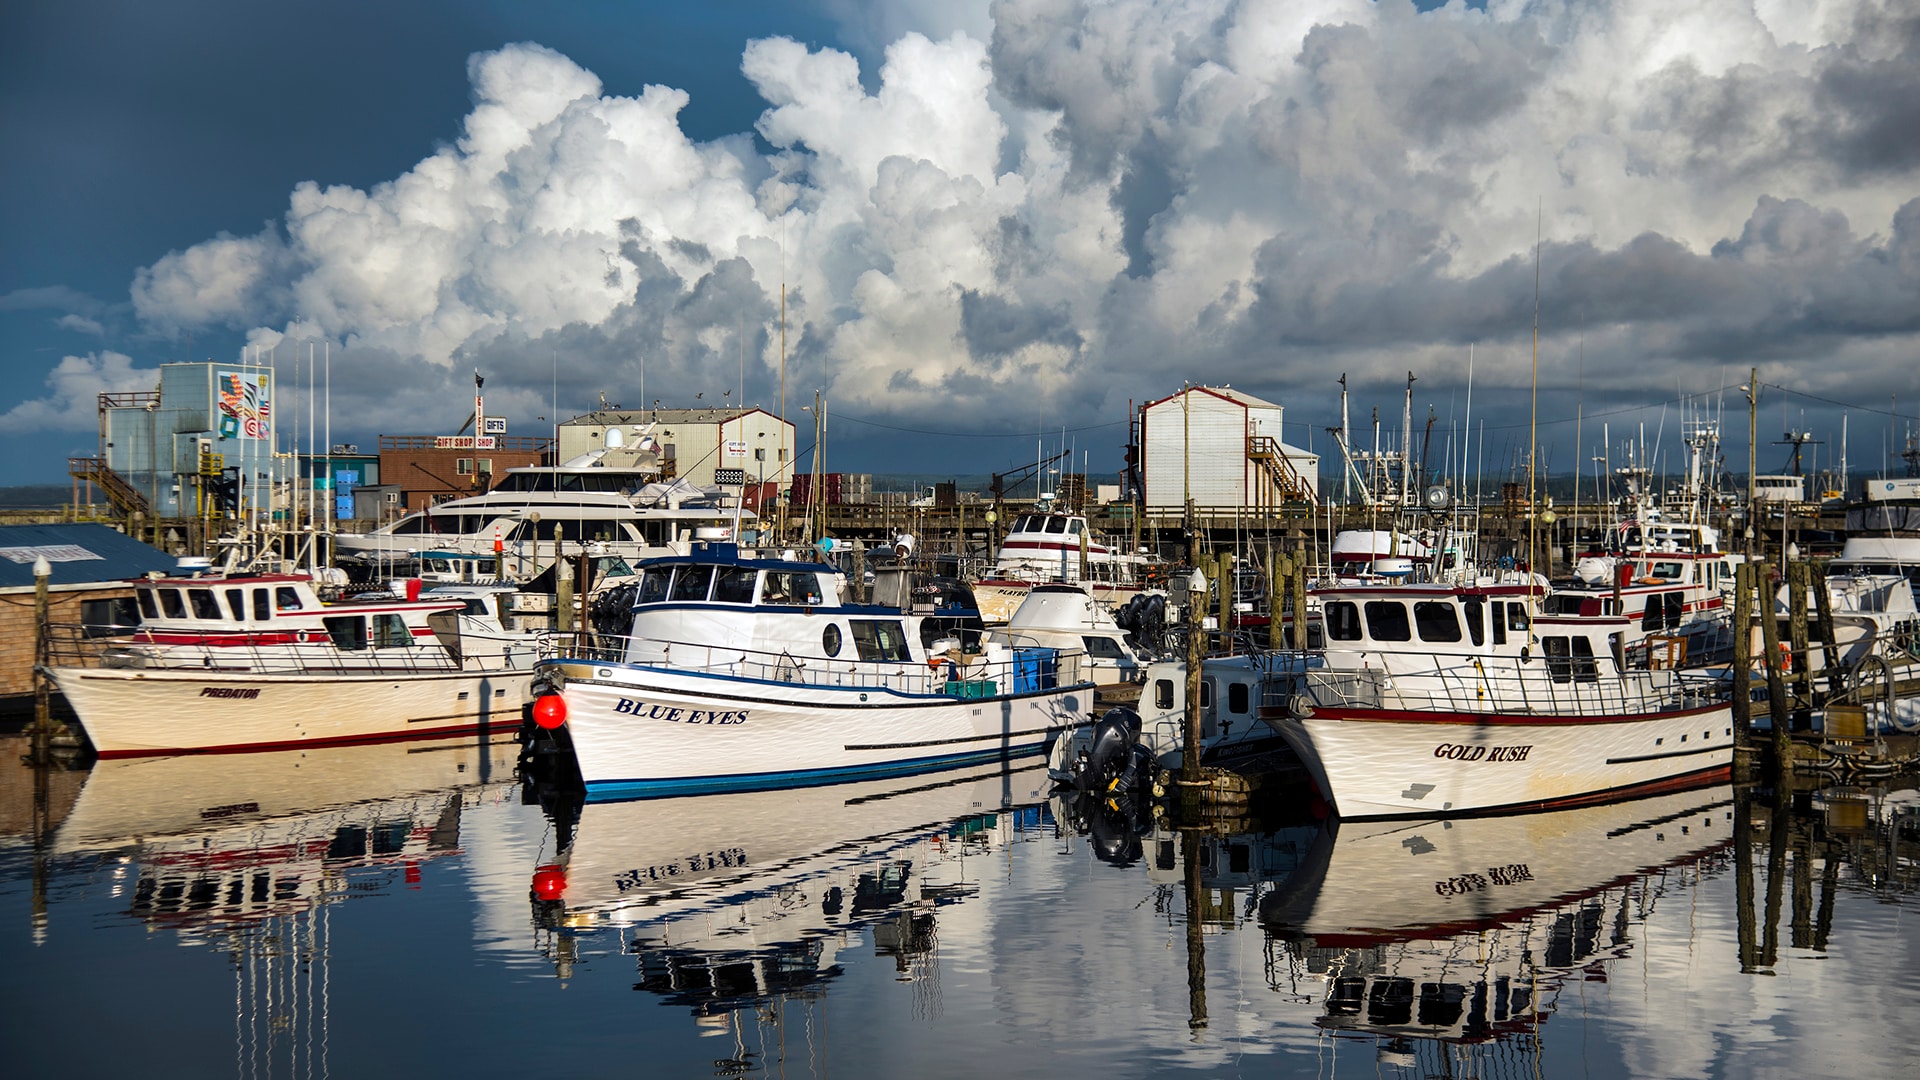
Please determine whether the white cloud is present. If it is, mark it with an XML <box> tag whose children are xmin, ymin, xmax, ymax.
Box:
<box><xmin>77</xmin><ymin>0</ymin><xmax>1920</xmax><ymax>448</ymax></box>
<box><xmin>0</xmin><ymin>351</ymin><xmax>157</xmax><ymax>434</ymax></box>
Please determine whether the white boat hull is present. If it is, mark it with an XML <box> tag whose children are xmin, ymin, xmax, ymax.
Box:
<box><xmin>48</xmin><ymin>666</ymin><xmax>533</xmax><ymax>757</ymax></box>
<box><xmin>973</xmin><ymin>579</ymin><xmax>1146</xmax><ymax>624</ymax></box>
<box><xmin>546</xmin><ymin>660</ymin><xmax>1093</xmax><ymax>800</ymax></box>
<box><xmin>1267</xmin><ymin>699</ymin><xmax>1734</xmax><ymax>818</ymax></box>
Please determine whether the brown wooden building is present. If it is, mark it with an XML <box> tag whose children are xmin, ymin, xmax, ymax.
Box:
<box><xmin>377</xmin><ymin>435</ymin><xmax>552</xmax><ymax>512</ymax></box>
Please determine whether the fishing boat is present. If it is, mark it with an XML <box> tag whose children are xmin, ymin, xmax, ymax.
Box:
<box><xmin>43</xmin><ymin>570</ymin><xmax>536</xmax><ymax>757</ymax></box>
<box><xmin>1548</xmin><ymin>514</ymin><xmax>1743</xmax><ymax>666</ymax></box>
<box><xmin>970</xmin><ymin>510</ymin><xmax>1161</xmax><ymax>622</ymax></box>
<box><xmin>530</xmin><ymin>543</ymin><xmax>1094</xmax><ymax>800</ymax></box>
<box><xmin>985</xmin><ymin>582</ymin><xmax>1149</xmax><ymax>688</ymax></box>
<box><xmin>1259</xmin><ymin>580</ymin><xmax>1735</xmax><ymax>818</ymax></box>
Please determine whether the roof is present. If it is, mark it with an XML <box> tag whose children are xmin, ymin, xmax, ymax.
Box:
<box><xmin>1141</xmin><ymin>384</ymin><xmax>1282</xmax><ymax>412</ymax></box>
<box><xmin>562</xmin><ymin>407</ymin><xmax>788</xmax><ymax>428</ymax></box>
<box><xmin>0</xmin><ymin>523</ymin><xmax>177</xmax><ymax>590</ymax></box>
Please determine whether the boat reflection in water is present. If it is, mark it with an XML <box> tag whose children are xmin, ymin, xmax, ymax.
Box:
<box><xmin>528</xmin><ymin>758</ymin><xmax>1053</xmax><ymax>1018</ymax></box>
<box><xmin>51</xmin><ymin>739</ymin><xmax>520</xmax><ymax>1071</ymax></box>
<box><xmin>1256</xmin><ymin>783</ymin><xmax>1733</xmax><ymax>1059</ymax></box>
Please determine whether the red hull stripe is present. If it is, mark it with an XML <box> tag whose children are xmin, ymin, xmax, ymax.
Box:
<box><xmin>91</xmin><ymin>716</ymin><xmax>523</xmax><ymax>759</ymax></box>
<box><xmin>1306</xmin><ymin>701</ymin><xmax>1727</xmax><ymax>726</ymax></box>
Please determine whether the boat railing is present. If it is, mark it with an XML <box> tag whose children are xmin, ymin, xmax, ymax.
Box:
<box><xmin>38</xmin><ymin>622</ymin><xmax>487</xmax><ymax>677</ymax></box>
<box><xmin>548</xmin><ymin>634</ymin><xmax>1090</xmax><ymax>697</ymax></box>
<box><xmin>1262</xmin><ymin>649</ymin><xmax>1725</xmax><ymax>718</ymax></box>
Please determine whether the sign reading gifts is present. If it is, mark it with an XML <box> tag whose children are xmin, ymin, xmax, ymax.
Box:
<box><xmin>217</xmin><ymin>370</ymin><xmax>271</xmax><ymax>440</ymax></box>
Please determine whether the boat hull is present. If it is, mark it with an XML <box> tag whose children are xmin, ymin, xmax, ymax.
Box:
<box><xmin>973</xmin><ymin>579</ymin><xmax>1146</xmax><ymax>624</ymax></box>
<box><xmin>48</xmin><ymin>666</ymin><xmax>533</xmax><ymax>757</ymax></box>
<box><xmin>1266</xmin><ymin>700</ymin><xmax>1734</xmax><ymax>818</ymax></box>
<box><xmin>545</xmin><ymin>660</ymin><xmax>1093</xmax><ymax>800</ymax></box>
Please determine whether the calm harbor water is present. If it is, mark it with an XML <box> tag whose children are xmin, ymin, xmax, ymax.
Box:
<box><xmin>2</xmin><ymin>731</ymin><xmax>1917</xmax><ymax>1079</ymax></box>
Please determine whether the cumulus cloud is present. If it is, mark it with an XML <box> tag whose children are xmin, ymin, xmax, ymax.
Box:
<box><xmin>75</xmin><ymin>0</ymin><xmax>1920</xmax><ymax>457</ymax></box>
<box><xmin>0</xmin><ymin>351</ymin><xmax>158</xmax><ymax>434</ymax></box>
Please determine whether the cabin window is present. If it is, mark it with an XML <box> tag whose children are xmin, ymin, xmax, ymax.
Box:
<box><xmin>822</xmin><ymin>624</ymin><xmax>843</xmax><ymax>657</ymax></box>
<box><xmin>1651</xmin><ymin>561</ymin><xmax>1683</xmax><ymax>580</ymax></box>
<box><xmin>1307</xmin><ymin>625</ymin><xmax>1325</xmax><ymax>649</ymax></box>
<box><xmin>1044</xmin><ymin>517</ymin><xmax>1067</xmax><ymax>534</ymax></box>
<box><xmin>1199</xmin><ymin>680</ymin><xmax>1213</xmax><ymax>709</ymax></box>
<box><xmin>1082</xmin><ymin>636</ymin><xmax>1127</xmax><ymax>660</ymax></box>
<box><xmin>1414</xmin><ymin>602</ymin><xmax>1462</xmax><ymax>643</ymax></box>
<box><xmin>1154</xmin><ymin>678</ymin><xmax>1175</xmax><ymax>710</ymax></box>
<box><xmin>710</xmin><ymin>566</ymin><xmax>756</xmax><ymax>604</ymax></box>
<box><xmin>849</xmin><ymin>620</ymin><xmax>911</xmax><ymax>662</ymax></box>
<box><xmin>1572</xmin><ymin>637</ymin><xmax>1599</xmax><ymax>682</ymax></box>
<box><xmin>136</xmin><ymin>589</ymin><xmax>159</xmax><ymax>620</ymax></box>
<box><xmin>635</xmin><ymin>570</ymin><xmax>670</xmax><ymax>605</ymax></box>
<box><xmin>323</xmin><ymin>616</ymin><xmax>367</xmax><ymax>651</ymax></box>
<box><xmin>1463</xmin><ymin>599</ymin><xmax>1485</xmax><ymax>646</ymax></box>
<box><xmin>1718</xmin><ymin>561</ymin><xmax>1734</xmax><ymax>581</ymax></box>
<box><xmin>81</xmin><ymin>597</ymin><xmax>140</xmax><ymax>636</ymax></box>
<box><xmin>1068</xmin><ymin>519</ymin><xmax>1084</xmax><ymax>535</ymax></box>
<box><xmin>1543</xmin><ymin>636</ymin><xmax>1573</xmax><ymax>683</ymax></box>
<box><xmin>761</xmin><ymin>571</ymin><xmax>821</xmax><ymax>606</ymax></box>
<box><xmin>373</xmin><ymin>614</ymin><xmax>413</xmax><ymax>648</ymax></box>
<box><xmin>668</xmin><ymin>565</ymin><xmax>714</xmax><ymax>602</ymax></box>
<box><xmin>252</xmin><ymin>588</ymin><xmax>271</xmax><ymax>620</ymax></box>
<box><xmin>1505</xmin><ymin>604</ymin><xmax>1530</xmax><ymax>633</ymax></box>
<box><xmin>1325</xmin><ymin>601</ymin><xmax>1362</xmax><ymax>641</ymax></box>
<box><xmin>224</xmin><ymin>589</ymin><xmax>246</xmax><ymax>621</ymax></box>
<box><xmin>1364</xmin><ymin>601</ymin><xmax>1411</xmax><ymax>642</ymax></box>
<box><xmin>188</xmin><ymin>588</ymin><xmax>222</xmax><ymax>621</ymax></box>
<box><xmin>1491</xmin><ymin>602</ymin><xmax>1507</xmax><ymax>645</ymax></box>
<box><xmin>1642</xmin><ymin>592</ymin><xmax>1681</xmax><ymax>631</ymax></box>
<box><xmin>276</xmin><ymin>587</ymin><xmax>304</xmax><ymax>611</ymax></box>
<box><xmin>1228</xmin><ymin>682</ymin><xmax>1250</xmax><ymax>714</ymax></box>
<box><xmin>389</xmin><ymin>514</ymin><xmax>430</xmax><ymax>535</ymax></box>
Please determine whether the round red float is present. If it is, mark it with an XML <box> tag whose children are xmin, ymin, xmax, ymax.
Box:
<box><xmin>532</xmin><ymin>694</ymin><xmax>567</xmax><ymax>729</ymax></box>
<box><xmin>531</xmin><ymin>865</ymin><xmax>566</xmax><ymax>901</ymax></box>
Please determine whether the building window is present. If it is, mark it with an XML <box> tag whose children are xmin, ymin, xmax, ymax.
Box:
<box><xmin>456</xmin><ymin>458</ymin><xmax>474</xmax><ymax>475</ymax></box>
<box><xmin>477</xmin><ymin>458</ymin><xmax>492</xmax><ymax>474</ymax></box>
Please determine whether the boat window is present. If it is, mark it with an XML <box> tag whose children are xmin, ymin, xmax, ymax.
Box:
<box><xmin>1228</xmin><ymin>682</ymin><xmax>1249</xmax><ymax>714</ymax></box>
<box><xmin>1506</xmin><ymin>604</ymin><xmax>1530</xmax><ymax>632</ymax></box>
<box><xmin>276</xmin><ymin>587</ymin><xmax>304</xmax><ymax>611</ymax></box>
<box><xmin>389</xmin><ymin>514</ymin><xmax>430</xmax><ymax>535</ymax></box>
<box><xmin>1364</xmin><ymin>601</ymin><xmax>1412</xmax><ymax>642</ymax></box>
<box><xmin>1543</xmin><ymin>636</ymin><xmax>1573</xmax><ymax>683</ymax></box>
<box><xmin>761</xmin><ymin>571</ymin><xmax>821</xmax><ymax>606</ymax></box>
<box><xmin>822</xmin><ymin>624</ymin><xmax>842</xmax><ymax>657</ymax></box>
<box><xmin>1199</xmin><ymin>679</ymin><xmax>1213</xmax><ymax>709</ymax></box>
<box><xmin>1068</xmin><ymin>519</ymin><xmax>1084</xmax><ymax>535</ymax></box>
<box><xmin>1571</xmin><ymin>637</ymin><xmax>1599</xmax><ymax>682</ymax></box>
<box><xmin>669</xmin><ymin>565</ymin><xmax>715</xmax><ymax>602</ymax></box>
<box><xmin>81</xmin><ymin>597</ymin><xmax>140</xmax><ymax>636</ymax></box>
<box><xmin>224</xmin><ymin>589</ymin><xmax>246</xmax><ymax>621</ymax></box>
<box><xmin>1082</xmin><ymin>636</ymin><xmax>1128</xmax><ymax>660</ymax></box>
<box><xmin>373</xmin><ymin>614</ymin><xmax>413</xmax><ymax>647</ymax></box>
<box><xmin>635</xmin><ymin>570</ymin><xmax>670</xmax><ymax>605</ymax></box>
<box><xmin>1642</xmin><ymin>592</ymin><xmax>1675</xmax><ymax>631</ymax></box>
<box><xmin>252</xmin><ymin>588</ymin><xmax>271</xmax><ymax>620</ymax></box>
<box><xmin>323</xmin><ymin>615</ymin><xmax>367</xmax><ymax>651</ymax></box>
<box><xmin>188</xmin><ymin>588</ymin><xmax>222</xmax><ymax>621</ymax></box>
<box><xmin>1154</xmin><ymin>678</ymin><xmax>1174</xmax><ymax>710</ymax></box>
<box><xmin>1718</xmin><ymin>560</ymin><xmax>1733</xmax><ymax>581</ymax></box>
<box><xmin>710</xmin><ymin>566</ymin><xmax>756</xmax><ymax>604</ymax></box>
<box><xmin>1651</xmin><ymin>561</ymin><xmax>1684</xmax><ymax>580</ymax></box>
<box><xmin>1012</xmin><ymin>515</ymin><xmax>1033</xmax><ymax>533</ymax></box>
<box><xmin>1462</xmin><ymin>598</ymin><xmax>1484</xmax><ymax>646</ymax></box>
<box><xmin>136</xmin><ymin>589</ymin><xmax>159</xmax><ymax>620</ymax></box>
<box><xmin>1413</xmin><ymin>601</ymin><xmax>1462</xmax><ymax>643</ymax></box>
<box><xmin>1325</xmin><ymin>601</ymin><xmax>1362</xmax><ymax>641</ymax></box>
<box><xmin>849</xmin><ymin>619</ymin><xmax>912</xmax><ymax>661</ymax></box>
<box><xmin>1491</xmin><ymin>602</ymin><xmax>1507</xmax><ymax>645</ymax></box>
<box><xmin>1044</xmin><ymin>516</ymin><xmax>1067</xmax><ymax>534</ymax></box>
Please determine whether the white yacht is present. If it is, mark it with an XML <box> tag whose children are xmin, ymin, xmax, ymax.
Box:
<box><xmin>336</xmin><ymin>433</ymin><xmax>750</xmax><ymax>576</ymax></box>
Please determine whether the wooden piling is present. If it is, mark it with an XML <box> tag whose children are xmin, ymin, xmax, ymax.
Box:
<box><xmin>1184</xmin><ymin>532</ymin><xmax>1203</xmax><ymax>784</ymax></box>
<box><xmin>1732</xmin><ymin>562</ymin><xmax>1752</xmax><ymax>753</ymax></box>
<box><xmin>1813</xmin><ymin>563</ymin><xmax>1842</xmax><ymax>703</ymax></box>
<box><xmin>1755</xmin><ymin>562</ymin><xmax>1790</xmax><ymax>777</ymax></box>
<box><xmin>1787</xmin><ymin>560</ymin><xmax>1811</xmax><ymax>720</ymax></box>
<box><xmin>1291</xmin><ymin>554</ymin><xmax>1308</xmax><ymax>650</ymax></box>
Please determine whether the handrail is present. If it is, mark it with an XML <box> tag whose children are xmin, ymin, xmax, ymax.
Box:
<box><xmin>546</xmin><ymin>633</ymin><xmax>1091</xmax><ymax>697</ymax></box>
<box><xmin>38</xmin><ymin>622</ymin><xmax>535</xmax><ymax>677</ymax></box>
<box><xmin>1256</xmin><ymin>646</ymin><xmax>1722</xmax><ymax>718</ymax></box>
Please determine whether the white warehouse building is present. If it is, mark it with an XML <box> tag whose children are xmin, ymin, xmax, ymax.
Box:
<box><xmin>1141</xmin><ymin>386</ymin><xmax>1318</xmax><ymax>512</ymax></box>
<box><xmin>557</xmin><ymin>407</ymin><xmax>795</xmax><ymax>490</ymax></box>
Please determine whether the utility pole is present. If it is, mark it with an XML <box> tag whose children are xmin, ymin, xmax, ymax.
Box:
<box><xmin>1744</xmin><ymin>368</ymin><xmax>1758</xmax><ymax>559</ymax></box>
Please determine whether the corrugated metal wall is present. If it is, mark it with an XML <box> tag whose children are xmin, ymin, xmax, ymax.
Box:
<box><xmin>1142</xmin><ymin>389</ymin><xmax>1247</xmax><ymax>509</ymax></box>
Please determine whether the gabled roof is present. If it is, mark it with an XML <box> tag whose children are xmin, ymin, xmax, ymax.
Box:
<box><xmin>0</xmin><ymin>523</ymin><xmax>176</xmax><ymax>590</ymax></box>
<box><xmin>1142</xmin><ymin>384</ymin><xmax>1282</xmax><ymax>411</ymax></box>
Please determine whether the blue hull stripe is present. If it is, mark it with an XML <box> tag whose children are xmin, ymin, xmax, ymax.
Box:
<box><xmin>583</xmin><ymin>742</ymin><xmax>1051</xmax><ymax>802</ymax></box>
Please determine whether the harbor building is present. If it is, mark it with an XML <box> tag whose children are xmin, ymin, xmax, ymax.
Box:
<box><xmin>0</xmin><ymin>523</ymin><xmax>173</xmax><ymax>716</ymax></box>
<box><xmin>78</xmin><ymin>361</ymin><xmax>279</xmax><ymax>523</ymax></box>
<box><xmin>557</xmin><ymin>407</ymin><xmax>795</xmax><ymax>491</ymax></box>
<box><xmin>1139</xmin><ymin>386</ymin><xmax>1319</xmax><ymax>516</ymax></box>
<box><xmin>376</xmin><ymin>435</ymin><xmax>549</xmax><ymax>512</ymax></box>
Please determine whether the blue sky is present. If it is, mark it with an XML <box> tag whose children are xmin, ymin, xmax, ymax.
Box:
<box><xmin>4</xmin><ymin>0</ymin><xmax>1917</xmax><ymax>488</ymax></box>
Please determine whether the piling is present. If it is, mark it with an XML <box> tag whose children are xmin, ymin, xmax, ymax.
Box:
<box><xmin>1787</xmin><ymin>560</ymin><xmax>1811</xmax><ymax>726</ymax></box>
<box><xmin>1813</xmin><ymin>567</ymin><xmax>1842</xmax><ymax>702</ymax></box>
<box><xmin>1183</xmin><ymin>532</ymin><xmax>1203</xmax><ymax>785</ymax></box>
<box><xmin>1732</xmin><ymin>562</ymin><xmax>1753</xmax><ymax>756</ymax></box>
<box><xmin>1291</xmin><ymin>555</ymin><xmax>1308</xmax><ymax>650</ymax></box>
<box><xmin>1756</xmin><ymin>562</ymin><xmax>1790</xmax><ymax>776</ymax></box>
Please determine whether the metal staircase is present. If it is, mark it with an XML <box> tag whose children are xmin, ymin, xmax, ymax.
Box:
<box><xmin>67</xmin><ymin>456</ymin><xmax>150</xmax><ymax>519</ymax></box>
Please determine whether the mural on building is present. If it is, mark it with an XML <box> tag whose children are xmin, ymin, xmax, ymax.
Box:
<box><xmin>217</xmin><ymin>370</ymin><xmax>271</xmax><ymax>440</ymax></box>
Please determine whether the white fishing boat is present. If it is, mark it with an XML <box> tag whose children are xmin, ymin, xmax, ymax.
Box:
<box><xmin>971</xmin><ymin>510</ymin><xmax>1161</xmax><ymax>622</ymax></box>
<box><xmin>43</xmin><ymin>570</ymin><xmax>536</xmax><ymax>757</ymax></box>
<box><xmin>1260</xmin><ymin>580</ymin><xmax>1734</xmax><ymax>818</ymax></box>
<box><xmin>532</xmin><ymin>543</ymin><xmax>1094</xmax><ymax>800</ymax></box>
<box><xmin>1549</xmin><ymin>514</ymin><xmax>1743</xmax><ymax>666</ymax></box>
<box><xmin>986</xmin><ymin>582</ymin><xmax>1148</xmax><ymax>687</ymax></box>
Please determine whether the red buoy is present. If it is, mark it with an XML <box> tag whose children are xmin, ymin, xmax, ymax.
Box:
<box><xmin>531</xmin><ymin>865</ymin><xmax>566</xmax><ymax>901</ymax></box>
<box><xmin>532</xmin><ymin>694</ymin><xmax>567</xmax><ymax>729</ymax></box>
